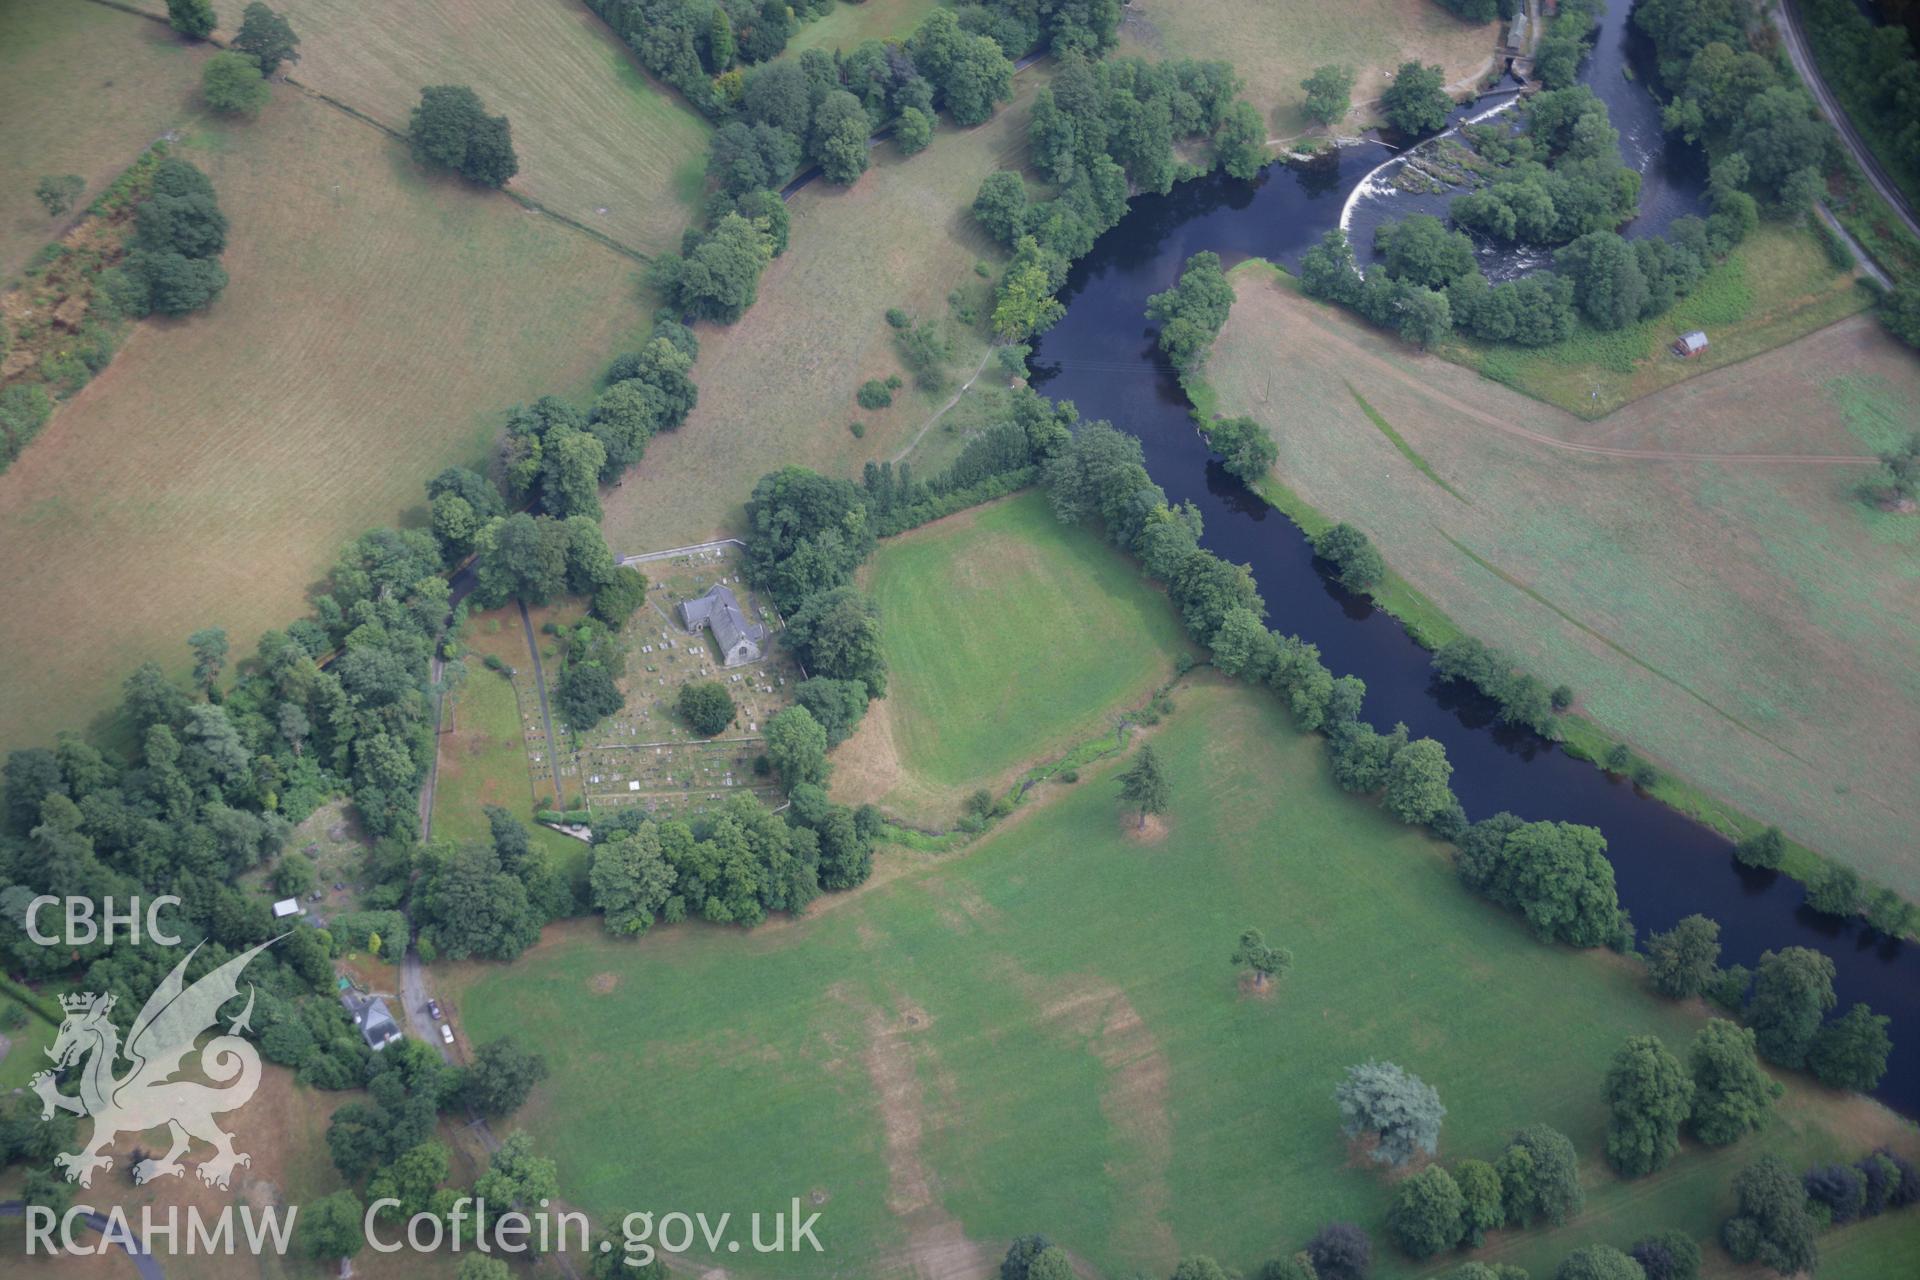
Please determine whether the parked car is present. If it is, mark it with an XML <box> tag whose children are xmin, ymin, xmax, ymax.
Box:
<box><xmin>427</xmin><ymin>998</ymin><xmax>442</xmax><ymax>1020</ymax></box>
<box><xmin>440</xmin><ymin>1023</ymin><xmax>454</xmax><ymax>1045</ymax></box>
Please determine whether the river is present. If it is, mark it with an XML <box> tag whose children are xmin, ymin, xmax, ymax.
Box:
<box><xmin>1023</xmin><ymin>0</ymin><xmax>1917</xmax><ymax>1117</ymax></box>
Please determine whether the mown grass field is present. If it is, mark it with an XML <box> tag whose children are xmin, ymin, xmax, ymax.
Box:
<box><xmin>0</xmin><ymin>0</ymin><xmax>212</xmax><ymax>278</ymax></box>
<box><xmin>0</xmin><ymin>88</ymin><xmax>648</xmax><ymax>757</ymax></box>
<box><xmin>785</xmin><ymin>0</ymin><xmax>940</xmax><ymax>56</ymax></box>
<box><xmin>1117</xmin><ymin>0</ymin><xmax>1497</xmax><ymax>136</ymax></box>
<box><xmin>597</xmin><ymin>73</ymin><xmax>1045</xmax><ymax>555</ymax></box>
<box><xmin>126</xmin><ymin>0</ymin><xmax>711</xmax><ymax>255</ymax></box>
<box><xmin>1448</xmin><ymin>225</ymin><xmax>1873</xmax><ymax>417</ymax></box>
<box><xmin>837</xmin><ymin>491</ymin><xmax>1192</xmax><ymax>821</ymax></box>
<box><xmin>449</xmin><ymin>679</ymin><xmax>1919</xmax><ymax>1279</ymax></box>
<box><xmin>1203</xmin><ymin>261</ymin><xmax>1920</xmax><ymax>895</ymax></box>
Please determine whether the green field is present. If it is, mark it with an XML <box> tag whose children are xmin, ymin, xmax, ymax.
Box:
<box><xmin>451</xmin><ymin>679</ymin><xmax>1918</xmax><ymax>1279</ymax></box>
<box><xmin>842</xmin><ymin>491</ymin><xmax>1193</xmax><ymax>820</ymax></box>
<box><xmin>1202</xmin><ymin>261</ymin><xmax>1920</xmax><ymax>895</ymax></box>
<box><xmin>597</xmin><ymin>72</ymin><xmax>1044</xmax><ymax>554</ymax></box>
<box><xmin>126</xmin><ymin>0</ymin><xmax>712</xmax><ymax>255</ymax></box>
<box><xmin>0</xmin><ymin>88</ymin><xmax>648</xmax><ymax>758</ymax></box>
<box><xmin>1118</xmin><ymin>0</ymin><xmax>1497</xmax><ymax>134</ymax></box>
<box><xmin>0</xmin><ymin>0</ymin><xmax>212</xmax><ymax>278</ymax></box>
<box><xmin>784</xmin><ymin>0</ymin><xmax>940</xmax><ymax>56</ymax></box>
<box><xmin>1448</xmin><ymin>224</ymin><xmax>1873</xmax><ymax>418</ymax></box>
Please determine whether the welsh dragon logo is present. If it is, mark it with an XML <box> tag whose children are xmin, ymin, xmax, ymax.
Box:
<box><xmin>31</xmin><ymin>938</ymin><xmax>275</xmax><ymax>1190</ymax></box>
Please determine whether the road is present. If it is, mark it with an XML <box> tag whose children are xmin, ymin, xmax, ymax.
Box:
<box><xmin>1775</xmin><ymin>0</ymin><xmax>1920</xmax><ymax>242</ymax></box>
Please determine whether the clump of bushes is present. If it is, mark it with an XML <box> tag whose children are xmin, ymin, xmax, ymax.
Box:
<box><xmin>1432</xmin><ymin>636</ymin><xmax>1564</xmax><ymax>737</ymax></box>
<box><xmin>1311</xmin><ymin>522</ymin><xmax>1385</xmax><ymax>592</ymax></box>
<box><xmin>856</xmin><ymin>376</ymin><xmax>900</xmax><ymax>409</ymax></box>
<box><xmin>408</xmin><ymin>84</ymin><xmax>519</xmax><ymax>188</ymax></box>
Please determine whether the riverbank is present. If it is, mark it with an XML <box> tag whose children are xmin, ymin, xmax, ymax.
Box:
<box><xmin>1189</xmin><ymin>257</ymin><xmax>1918</xmax><ymax>927</ymax></box>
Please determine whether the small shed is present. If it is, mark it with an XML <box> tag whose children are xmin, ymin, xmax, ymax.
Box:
<box><xmin>1673</xmin><ymin>330</ymin><xmax>1709</xmax><ymax>358</ymax></box>
<box><xmin>272</xmin><ymin>897</ymin><xmax>304</xmax><ymax>919</ymax></box>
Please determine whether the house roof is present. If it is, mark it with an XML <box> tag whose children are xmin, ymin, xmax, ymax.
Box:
<box><xmin>1678</xmin><ymin>330</ymin><xmax>1708</xmax><ymax>350</ymax></box>
<box><xmin>681</xmin><ymin>584</ymin><xmax>767</xmax><ymax>655</ymax></box>
<box><xmin>343</xmin><ymin>992</ymin><xmax>402</xmax><ymax>1047</ymax></box>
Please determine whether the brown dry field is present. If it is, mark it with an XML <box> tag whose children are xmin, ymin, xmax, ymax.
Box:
<box><xmin>1206</xmin><ymin>271</ymin><xmax>1920</xmax><ymax>892</ymax></box>
<box><xmin>1118</xmin><ymin>0</ymin><xmax>1499</xmax><ymax>136</ymax></box>
<box><xmin>124</xmin><ymin>0</ymin><xmax>712</xmax><ymax>256</ymax></box>
<box><xmin>0</xmin><ymin>0</ymin><xmax>212</xmax><ymax>279</ymax></box>
<box><xmin>0</xmin><ymin>89</ymin><xmax>647</xmax><ymax>756</ymax></box>
<box><xmin>596</xmin><ymin>75</ymin><xmax>1044</xmax><ymax>555</ymax></box>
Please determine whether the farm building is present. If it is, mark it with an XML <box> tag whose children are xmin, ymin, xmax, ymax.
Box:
<box><xmin>681</xmin><ymin>584</ymin><xmax>768</xmax><ymax>667</ymax></box>
<box><xmin>1673</xmin><ymin>331</ymin><xmax>1709</xmax><ymax>358</ymax></box>
<box><xmin>271</xmin><ymin>897</ymin><xmax>304</xmax><ymax>919</ymax></box>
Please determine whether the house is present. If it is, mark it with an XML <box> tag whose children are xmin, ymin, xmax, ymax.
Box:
<box><xmin>1506</xmin><ymin>11</ymin><xmax>1529</xmax><ymax>55</ymax></box>
<box><xmin>342</xmin><ymin>992</ymin><xmax>403</xmax><ymax>1051</ymax></box>
<box><xmin>680</xmin><ymin>584</ymin><xmax>768</xmax><ymax>667</ymax></box>
<box><xmin>271</xmin><ymin>897</ymin><xmax>304</xmax><ymax>919</ymax></box>
<box><xmin>1673</xmin><ymin>330</ymin><xmax>1709</xmax><ymax>358</ymax></box>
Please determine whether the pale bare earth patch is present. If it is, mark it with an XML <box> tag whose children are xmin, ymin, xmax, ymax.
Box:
<box><xmin>862</xmin><ymin>1000</ymin><xmax>994</xmax><ymax>1280</ymax></box>
<box><xmin>1207</xmin><ymin>276</ymin><xmax>1920</xmax><ymax>892</ymax></box>
<box><xmin>589</xmin><ymin>971</ymin><xmax>618</xmax><ymax>994</ymax></box>
<box><xmin>1121</xmin><ymin>812</ymin><xmax>1171</xmax><ymax>845</ymax></box>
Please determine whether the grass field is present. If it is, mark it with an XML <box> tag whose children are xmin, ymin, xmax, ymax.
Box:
<box><xmin>0</xmin><ymin>0</ymin><xmax>212</xmax><ymax>279</ymax></box>
<box><xmin>837</xmin><ymin>491</ymin><xmax>1193</xmax><ymax>821</ymax></box>
<box><xmin>785</xmin><ymin>0</ymin><xmax>941</xmax><ymax>56</ymax></box>
<box><xmin>596</xmin><ymin>74</ymin><xmax>1044</xmax><ymax>554</ymax></box>
<box><xmin>1202</xmin><ymin>261</ymin><xmax>1920</xmax><ymax>895</ymax></box>
<box><xmin>1118</xmin><ymin>0</ymin><xmax>1498</xmax><ymax>136</ymax></box>
<box><xmin>0</xmin><ymin>88</ymin><xmax>649</xmax><ymax>758</ymax></box>
<box><xmin>125</xmin><ymin>0</ymin><xmax>711</xmax><ymax>256</ymax></box>
<box><xmin>1448</xmin><ymin>224</ymin><xmax>1874</xmax><ymax>418</ymax></box>
<box><xmin>448</xmin><ymin>679</ymin><xmax>1919</xmax><ymax>1279</ymax></box>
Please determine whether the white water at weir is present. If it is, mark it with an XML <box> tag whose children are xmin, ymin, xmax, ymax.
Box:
<box><xmin>1335</xmin><ymin>91</ymin><xmax>1529</xmax><ymax>240</ymax></box>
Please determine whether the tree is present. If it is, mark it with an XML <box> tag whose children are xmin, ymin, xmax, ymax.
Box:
<box><xmin>461</xmin><ymin>1037</ymin><xmax>549</xmax><ymax>1116</ymax></box>
<box><xmin>1304</xmin><ymin>1223</ymin><xmax>1371</xmax><ymax>1280</ymax></box>
<box><xmin>1231</xmin><ymin>927</ymin><xmax>1292</xmax><ymax>990</ymax></box>
<box><xmin>473</xmin><ymin>1131</ymin><xmax>560</xmax><ymax>1225</ymax></box>
<box><xmin>1302</xmin><ymin>64</ymin><xmax>1356</xmax><ymax>127</ymax></box>
<box><xmin>1335</xmin><ymin>1060</ymin><xmax>1444</xmax><ymax>1167</ymax></box>
<box><xmin>367</xmin><ymin>1141</ymin><xmax>449</xmax><ymax>1219</ymax></box>
<box><xmin>590</xmin><ymin>825</ymin><xmax>676</xmax><ymax>936</ymax></box>
<box><xmin>1000</xmin><ymin>1233</ymin><xmax>1056</xmax><ymax>1280</ymax></box>
<box><xmin>1604</xmin><ymin>1035</ymin><xmax>1694</xmax><ymax>1177</ymax></box>
<box><xmin>896</xmin><ymin>106</ymin><xmax>934</xmax><ymax>155</ymax></box>
<box><xmin>653</xmin><ymin>212</ymin><xmax>773</xmax><ymax>322</ymax></box>
<box><xmin>1554</xmin><ymin>1245</ymin><xmax>1643</xmax><ymax>1280</ymax></box>
<box><xmin>1169</xmin><ymin>1259</ymin><xmax>1235</xmax><ymax>1280</ymax></box>
<box><xmin>785</xmin><ymin>587</ymin><xmax>888</xmax><ymax>696</ymax></box>
<box><xmin>1686</xmin><ymin>1018</ymin><xmax>1773</xmax><ymax>1145</ymax></box>
<box><xmin>555</xmin><ymin>661</ymin><xmax>622</xmax><ymax>733</ymax></box>
<box><xmin>1147</xmin><ymin>251</ymin><xmax>1235</xmax><ymax>373</ymax></box>
<box><xmin>1732</xmin><ymin>825</ymin><xmax>1785</xmax><ymax>869</ymax></box>
<box><xmin>203</xmin><ymin>51</ymin><xmax>271</xmax><ymax>115</ymax></box>
<box><xmin>678</xmin><ymin>681</ymin><xmax>737</xmax><ymax>737</ymax></box>
<box><xmin>1627</xmin><ymin>1229</ymin><xmax>1701</xmax><ymax>1280</ymax></box>
<box><xmin>188</xmin><ymin>626</ymin><xmax>230</xmax><ymax>694</ymax></box>
<box><xmin>1499</xmin><ymin>1124</ymin><xmax>1582</xmax><ymax>1225</ymax></box>
<box><xmin>1026</xmin><ymin>1248</ymin><xmax>1076</xmax><ymax>1280</ymax></box>
<box><xmin>1746</xmin><ymin>946</ymin><xmax>1835</xmax><ymax>1068</ymax></box>
<box><xmin>1118</xmin><ymin>743</ymin><xmax>1170</xmax><ymax>829</ymax></box>
<box><xmin>296</xmin><ymin>1189</ymin><xmax>365</xmax><ymax>1259</ymax></box>
<box><xmin>1381</xmin><ymin>61</ymin><xmax>1451</xmax><ymax>135</ymax></box>
<box><xmin>272</xmin><ymin>851</ymin><xmax>317</xmax><ymax>897</ymax></box>
<box><xmin>993</xmin><ymin>235</ymin><xmax>1068</xmax><ymax>340</ymax></box>
<box><xmin>1312</xmin><ymin>523</ymin><xmax>1385</xmax><ymax>592</ymax></box>
<box><xmin>1721</xmin><ymin>1154</ymin><xmax>1818</xmax><ymax>1276</ymax></box>
<box><xmin>767</xmin><ymin>705</ymin><xmax>831</xmax><ymax>788</ymax></box>
<box><xmin>1383</xmin><ymin>737</ymin><xmax>1456</xmax><ymax>826</ymax></box>
<box><xmin>1388</xmin><ymin>1166</ymin><xmax>1465</xmax><ymax>1258</ymax></box>
<box><xmin>811</xmin><ymin>89</ymin><xmax>872</xmax><ymax>184</ymax></box>
<box><xmin>1805</xmin><ymin>863</ymin><xmax>1861</xmax><ymax>917</ymax></box>
<box><xmin>1204</xmin><ymin>416</ymin><xmax>1277</xmax><ymax>484</ymax></box>
<box><xmin>1645</xmin><ymin>914</ymin><xmax>1720</xmax><ymax>998</ymax></box>
<box><xmin>166</xmin><ymin>0</ymin><xmax>217</xmax><ymax>39</ymax></box>
<box><xmin>33</xmin><ymin>175</ymin><xmax>85</xmax><ymax>220</ymax></box>
<box><xmin>1455</xmin><ymin>1157</ymin><xmax>1505</xmax><ymax>1245</ymax></box>
<box><xmin>459</xmin><ymin>1259</ymin><xmax>512</xmax><ymax>1280</ymax></box>
<box><xmin>233</xmin><ymin>3</ymin><xmax>299</xmax><ymax>72</ymax></box>
<box><xmin>1555</xmin><ymin>232</ymin><xmax>1647</xmax><ymax>331</ymax></box>
<box><xmin>1377</xmin><ymin>215</ymin><xmax>1477</xmax><ymax>288</ymax></box>
<box><xmin>408</xmin><ymin>85</ymin><xmax>518</xmax><ymax>187</ymax></box>
<box><xmin>1214</xmin><ymin>100</ymin><xmax>1269</xmax><ymax>180</ymax></box>
<box><xmin>1807</xmin><ymin>1002</ymin><xmax>1891</xmax><ymax>1092</ymax></box>
<box><xmin>973</xmin><ymin>171</ymin><xmax>1031</xmax><ymax>246</ymax></box>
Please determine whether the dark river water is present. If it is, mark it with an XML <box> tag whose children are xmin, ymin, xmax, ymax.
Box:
<box><xmin>1024</xmin><ymin>0</ymin><xmax>1918</xmax><ymax>1117</ymax></box>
